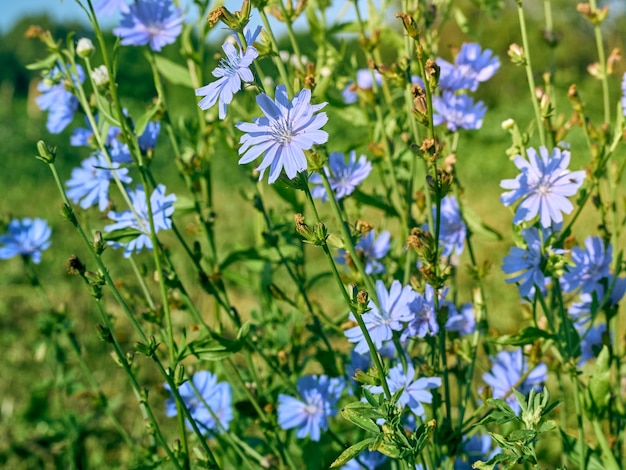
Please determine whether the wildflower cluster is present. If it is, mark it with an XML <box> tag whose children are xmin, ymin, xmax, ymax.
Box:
<box><xmin>6</xmin><ymin>0</ymin><xmax>626</xmax><ymax>469</ymax></box>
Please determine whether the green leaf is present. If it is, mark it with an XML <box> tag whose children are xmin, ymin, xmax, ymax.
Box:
<box><xmin>102</xmin><ymin>227</ymin><xmax>143</xmax><ymax>243</ymax></box>
<box><xmin>177</xmin><ymin>334</ymin><xmax>243</xmax><ymax>362</ymax></box>
<box><xmin>340</xmin><ymin>402</ymin><xmax>382</xmax><ymax>434</ymax></box>
<box><xmin>272</xmin><ymin>181</ymin><xmax>304</xmax><ymax>213</ymax></box>
<box><xmin>507</xmin><ymin>429</ymin><xmax>535</xmax><ymax>442</ymax></box>
<box><xmin>495</xmin><ymin>326</ymin><xmax>554</xmax><ymax>346</ymax></box>
<box><xmin>560</xmin><ymin>429</ymin><xmax>605</xmax><ymax>470</ymax></box>
<box><xmin>95</xmin><ymin>93</ymin><xmax>122</xmax><ymax>128</ymax></box>
<box><xmin>351</xmin><ymin>189</ymin><xmax>398</xmax><ymax>216</ymax></box>
<box><xmin>329</xmin><ymin>438</ymin><xmax>375</xmax><ymax>468</ymax></box>
<box><xmin>26</xmin><ymin>54</ymin><xmax>59</xmax><ymax>71</ymax></box>
<box><xmin>473</xmin><ymin>453</ymin><xmax>513</xmax><ymax>470</ymax></box>
<box><xmin>154</xmin><ymin>56</ymin><xmax>193</xmax><ymax>88</ymax></box>
<box><xmin>373</xmin><ymin>438</ymin><xmax>401</xmax><ymax>459</ymax></box>
<box><xmin>134</xmin><ymin>99</ymin><xmax>161</xmax><ymax>137</ymax></box>
<box><xmin>453</xmin><ymin>7</ymin><xmax>472</xmax><ymax>35</ymax></box>
<box><xmin>586</xmin><ymin>345</ymin><xmax>611</xmax><ymax>417</ymax></box>
<box><xmin>219</xmin><ymin>248</ymin><xmax>265</xmax><ymax>270</ymax></box>
<box><xmin>173</xmin><ymin>196</ymin><xmax>196</xmax><ymax>216</ymax></box>
<box><xmin>463</xmin><ymin>205</ymin><xmax>503</xmax><ymax>241</ymax></box>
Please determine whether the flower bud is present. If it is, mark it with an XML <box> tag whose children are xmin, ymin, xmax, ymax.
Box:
<box><xmin>91</xmin><ymin>65</ymin><xmax>109</xmax><ymax>87</ymax></box>
<box><xmin>508</xmin><ymin>43</ymin><xmax>526</xmax><ymax>65</ymax></box>
<box><xmin>76</xmin><ymin>37</ymin><xmax>94</xmax><ymax>57</ymax></box>
<box><xmin>395</xmin><ymin>13</ymin><xmax>419</xmax><ymax>39</ymax></box>
<box><xmin>36</xmin><ymin>140</ymin><xmax>56</xmax><ymax>163</ymax></box>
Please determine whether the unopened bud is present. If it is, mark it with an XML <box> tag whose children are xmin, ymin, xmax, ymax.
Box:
<box><xmin>395</xmin><ymin>13</ymin><xmax>419</xmax><ymax>38</ymax></box>
<box><xmin>508</xmin><ymin>43</ymin><xmax>525</xmax><ymax>65</ymax></box>
<box><xmin>76</xmin><ymin>37</ymin><xmax>94</xmax><ymax>57</ymax></box>
<box><xmin>36</xmin><ymin>140</ymin><xmax>56</xmax><ymax>163</ymax></box>
<box><xmin>501</xmin><ymin>118</ymin><xmax>516</xmax><ymax>130</ymax></box>
<box><xmin>91</xmin><ymin>65</ymin><xmax>109</xmax><ymax>87</ymax></box>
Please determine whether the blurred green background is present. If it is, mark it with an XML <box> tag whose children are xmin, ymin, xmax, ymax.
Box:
<box><xmin>1</xmin><ymin>1</ymin><xmax>626</xmax><ymax>467</ymax></box>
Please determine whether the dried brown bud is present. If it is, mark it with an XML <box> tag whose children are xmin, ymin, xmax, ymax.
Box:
<box><xmin>411</xmin><ymin>84</ymin><xmax>428</xmax><ymax>115</ymax></box>
<box><xmin>66</xmin><ymin>255</ymin><xmax>86</xmax><ymax>276</ymax></box>
<box><xmin>355</xmin><ymin>220</ymin><xmax>373</xmax><ymax>235</ymax></box>
<box><xmin>607</xmin><ymin>47</ymin><xmax>621</xmax><ymax>75</ymax></box>
<box><xmin>356</xmin><ymin>290</ymin><xmax>369</xmax><ymax>305</ymax></box>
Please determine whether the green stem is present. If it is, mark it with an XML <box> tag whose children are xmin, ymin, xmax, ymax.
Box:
<box><xmin>258</xmin><ymin>9</ymin><xmax>292</xmax><ymax>96</ymax></box>
<box><xmin>588</xmin><ymin>0</ymin><xmax>611</xmax><ymax>125</ymax></box>
<box><xmin>302</xmin><ymin>183</ymin><xmax>392</xmax><ymax>400</ymax></box>
<box><xmin>517</xmin><ymin>1</ymin><xmax>546</xmax><ymax>147</ymax></box>
<box><xmin>593</xmin><ymin>419</ymin><xmax>620</xmax><ymax>470</ymax></box>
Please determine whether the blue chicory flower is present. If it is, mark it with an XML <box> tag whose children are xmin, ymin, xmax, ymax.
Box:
<box><xmin>337</xmin><ymin>229</ymin><xmax>391</xmax><ymax>275</ymax></box>
<box><xmin>432</xmin><ymin>195</ymin><xmax>466</xmax><ymax>257</ymax></box>
<box><xmin>453</xmin><ymin>434</ymin><xmax>499</xmax><ymax>470</ymax></box>
<box><xmin>500</xmin><ymin>146</ymin><xmax>585</xmax><ymax>228</ymax></box>
<box><xmin>561</xmin><ymin>236</ymin><xmax>612</xmax><ymax>294</ymax></box>
<box><xmin>345</xmin><ymin>280</ymin><xmax>415</xmax><ymax>354</ymax></box>
<box><xmin>104</xmin><ymin>184</ymin><xmax>176</xmax><ymax>257</ymax></box>
<box><xmin>342</xmin><ymin>69</ymin><xmax>383</xmax><ymax>104</ymax></box>
<box><xmin>403</xmin><ymin>284</ymin><xmax>442</xmax><ymax>340</ymax></box>
<box><xmin>442</xmin><ymin>43</ymin><xmax>500</xmax><ymax>93</ymax></box>
<box><xmin>236</xmin><ymin>85</ymin><xmax>328</xmax><ymax>183</ymax></box>
<box><xmin>196</xmin><ymin>26</ymin><xmax>261</xmax><ymax>119</ymax></box>
<box><xmin>114</xmin><ymin>0</ymin><xmax>183</xmax><ymax>52</ymax></box>
<box><xmin>502</xmin><ymin>227</ymin><xmax>552</xmax><ymax>299</ymax></box>
<box><xmin>36</xmin><ymin>64</ymin><xmax>85</xmax><ymax>134</ymax></box>
<box><xmin>71</xmin><ymin>114</ymin><xmax>122</xmax><ymax>148</ymax></box>
<box><xmin>445</xmin><ymin>303</ymin><xmax>476</xmax><ymax>336</ymax></box>
<box><xmin>66</xmin><ymin>151</ymin><xmax>132</xmax><ymax>212</ymax></box>
<box><xmin>578</xmin><ymin>323</ymin><xmax>608</xmax><ymax>365</ymax></box>
<box><xmin>568</xmin><ymin>275</ymin><xmax>626</xmax><ymax>328</ymax></box>
<box><xmin>164</xmin><ymin>370</ymin><xmax>233</xmax><ymax>434</ymax></box>
<box><xmin>340</xmin><ymin>449</ymin><xmax>386</xmax><ymax>469</ymax></box>
<box><xmin>137</xmin><ymin>121</ymin><xmax>161</xmax><ymax>152</ymax></box>
<box><xmin>482</xmin><ymin>348</ymin><xmax>547</xmax><ymax>413</ymax></box>
<box><xmin>0</xmin><ymin>218</ymin><xmax>52</xmax><ymax>264</ymax></box>
<box><xmin>369</xmin><ymin>363</ymin><xmax>441</xmax><ymax>418</ymax></box>
<box><xmin>277</xmin><ymin>375</ymin><xmax>344</xmax><ymax>441</ymax></box>
<box><xmin>94</xmin><ymin>0</ymin><xmax>129</xmax><ymax>16</ymax></box>
<box><xmin>432</xmin><ymin>92</ymin><xmax>486</xmax><ymax>132</ymax></box>
<box><xmin>310</xmin><ymin>151</ymin><xmax>372</xmax><ymax>201</ymax></box>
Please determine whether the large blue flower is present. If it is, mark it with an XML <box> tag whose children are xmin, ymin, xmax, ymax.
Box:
<box><xmin>196</xmin><ymin>26</ymin><xmax>261</xmax><ymax>119</ymax></box>
<box><xmin>445</xmin><ymin>303</ymin><xmax>476</xmax><ymax>336</ymax></box>
<box><xmin>369</xmin><ymin>363</ymin><xmax>441</xmax><ymax>418</ymax></box>
<box><xmin>502</xmin><ymin>227</ymin><xmax>550</xmax><ymax>299</ymax></box>
<box><xmin>114</xmin><ymin>0</ymin><xmax>183</xmax><ymax>52</ymax></box>
<box><xmin>345</xmin><ymin>280</ymin><xmax>415</xmax><ymax>354</ymax></box>
<box><xmin>164</xmin><ymin>371</ymin><xmax>233</xmax><ymax>434</ymax></box>
<box><xmin>236</xmin><ymin>85</ymin><xmax>328</xmax><ymax>183</ymax></box>
<box><xmin>432</xmin><ymin>92</ymin><xmax>486</xmax><ymax>131</ymax></box>
<box><xmin>561</xmin><ymin>236</ymin><xmax>612</xmax><ymax>294</ymax></box>
<box><xmin>403</xmin><ymin>284</ymin><xmax>442</xmax><ymax>340</ymax></box>
<box><xmin>66</xmin><ymin>152</ymin><xmax>132</xmax><ymax>212</ymax></box>
<box><xmin>36</xmin><ymin>64</ymin><xmax>85</xmax><ymax>134</ymax></box>
<box><xmin>0</xmin><ymin>218</ymin><xmax>51</xmax><ymax>264</ymax></box>
<box><xmin>104</xmin><ymin>184</ymin><xmax>176</xmax><ymax>257</ymax></box>
<box><xmin>500</xmin><ymin>146</ymin><xmax>585</xmax><ymax>228</ymax></box>
<box><xmin>310</xmin><ymin>151</ymin><xmax>372</xmax><ymax>201</ymax></box>
<box><xmin>482</xmin><ymin>348</ymin><xmax>547</xmax><ymax>413</ymax></box>
<box><xmin>277</xmin><ymin>375</ymin><xmax>344</xmax><ymax>441</ymax></box>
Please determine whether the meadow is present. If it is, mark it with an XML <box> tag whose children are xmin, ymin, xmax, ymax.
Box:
<box><xmin>1</xmin><ymin>0</ymin><xmax>626</xmax><ymax>468</ymax></box>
